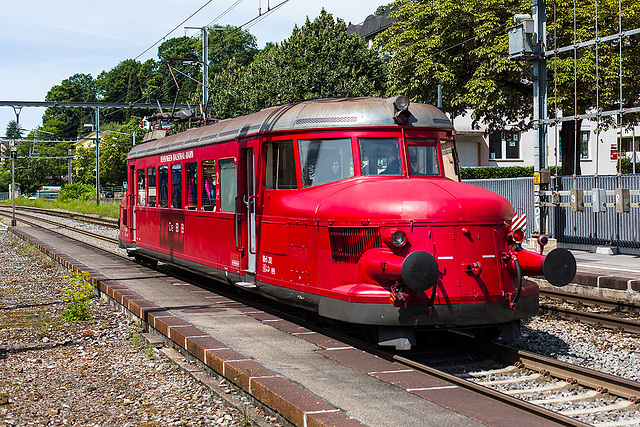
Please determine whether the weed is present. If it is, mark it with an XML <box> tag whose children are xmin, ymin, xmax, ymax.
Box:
<box><xmin>60</xmin><ymin>272</ymin><xmax>94</xmax><ymax>322</ymax></box>
<box><xmin>132</xmin><ymin>332</ymin><xmax>140</xmax><ymax>348</ymax></box>
<box><xmin>145</xmin><ymin>345</ymin><xmax>154</xmax><ymax>359</ymax></box>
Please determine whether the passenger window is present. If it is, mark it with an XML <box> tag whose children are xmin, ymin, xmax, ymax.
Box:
<box><xmin>299</xmin><ymin>138</ymin><xmax>354</xmax><ymax>187</ymax></box>
<box><xmin>266</xmin><ymin>141</ymin><xmax>296</xmax><ymax>189</ymax></box>
<box><xmin>158</xmin><ymin>165</ymin><xmax>169</xmax><ymax>208</ymax></box>
<box><xmin>147</xmin><ymin>167</ymin><xmax>156</xmax><ymax>207</ymax></box>
<box><xmin>219</xmin><ymin>158</ymin><xmax>236</xmax><ymax>213</ymax></box>
<box><xmin>185</xmin><ymin>162</ymin><xmax>197</xmax><ymax>210</ymax></box>
<box><xmin>171</xmin><ymin>164</ymin><xmax>182</xmax><ymax>209</ymax></box>
<box><xmin>407</xmin><ymin>139</ymin><xmax>440</xmax><ymax>176</ymax></box>
<box><xmin>201</xmin><ymin>160</ymin><xmax>216</xmax><ymax>211</ymax></box>
<box><xmin>358</xmin><ymin>137</ymin><xmax>401</xmax><ymax>175</ymax></box>
<box><xmin>440</xmin><ymin>139</ymin><xmax>461</xmax><ymax>181</ymax></box>
<box><xmin>137</xmin><ymin>169</ymin><xmax>146</xmax><ymax>206</ymax></box>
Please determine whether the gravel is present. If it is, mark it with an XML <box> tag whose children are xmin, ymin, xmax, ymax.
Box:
<box><xmin>0</xmin><ymin>229</ymin><xmax>278</xmax><ymax>427</ymax></box>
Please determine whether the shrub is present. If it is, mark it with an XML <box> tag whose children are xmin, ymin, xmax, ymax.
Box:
<box><xmin>61</xmin><ymin>272</ymin><xmax>94</xmax><ymax>322</ymax></box>
<box><xmin>58</xmin><ymin>183</ymin><xmax>95</xmax><ymax>202</ymax></box>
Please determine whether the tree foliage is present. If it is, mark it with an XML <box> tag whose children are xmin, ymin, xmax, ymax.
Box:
<box><xmin>210</xmin><ymin>9</ymin><xmax>387</xmax><ymax>118</ymax></box>
<box><xmin>5</xmin><ymin>120</ymin><xmax>23</xmax><ymax>139</ymax></box>
<box><xmin>379</xmin><ymin>0</ymin><xmax>640</xmax><ymax>174</ymax></box>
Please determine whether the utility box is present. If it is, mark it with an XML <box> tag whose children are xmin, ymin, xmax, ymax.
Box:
<box><xmin>533</xmin><ymin>170</ymin><xmax>551</xmax><ymax>185</ymax></box>
<box><xmin>592</xmin><ymin>188</ymin><xmax>606</xmax><ymax>213</ymax></box>
<box><xmin>615</xmin><ymin>188</ymin><xmax>630</xmax><ymax>213</ymax></box>
<box><xmin>508</xmin><ymin>19</ymin><xmax>534</xmax><ymax>59</ymax></box>
<box><xmin>570</xmin><ymin>188</ymin><xmax>584</xmax><ymax>212</ymax></box>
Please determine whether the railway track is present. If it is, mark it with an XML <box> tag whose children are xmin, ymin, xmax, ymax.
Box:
<box><xmin>4</xmin><ymin>210</ymin><xmax>640</xmax><ymax>426</ymax></box>
<box><xmin>0</xmin><ymin>205</ymin><xmax>119</xmax><ymax>229</ymax></box>
<box><xmin>540</xmin><ymin>289</ymin><xmax>640</xmax><ymax>334</ymax></box>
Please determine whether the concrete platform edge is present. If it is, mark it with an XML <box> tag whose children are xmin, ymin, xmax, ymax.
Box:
<box><xmin>9</xmin><ymin>227</ymin><xmax>366</xmax><ymax>427</ymax></box>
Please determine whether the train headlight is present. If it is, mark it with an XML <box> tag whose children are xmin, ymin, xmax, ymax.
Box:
<box><xmin>393</xmin><ymin>95</ymin><xmax>410</xmax><ymax>111</ymax></box>
<box><xmin>384</xmin><ymin>229</ymin><xmax>408</xmax><ymax>248</ymax></box>
<box><xmin>391</xmin><ymin>95</ymin><xmax>411</xmax><ymax>125</ymax></box>
<box><xmin>508</xmin><ymin>228</ymin><xmax>526</xmax><ymax>245</ymax></box>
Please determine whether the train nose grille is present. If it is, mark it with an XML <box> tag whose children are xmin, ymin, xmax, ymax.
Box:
<box><xmin>329</xmin><ymin>227</ymin><xmax>383</xmax><ymax>263</ymax></box>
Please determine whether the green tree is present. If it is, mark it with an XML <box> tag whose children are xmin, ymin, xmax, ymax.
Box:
<box><xmin>378</xmin><ymin>0</ymin><xmax>640</xmax><ymax>175</ymax></box>
<box><xmin>211</xmin><ymin>9</ymin><xmax>387</xmax><ymax>118</ymax></box>
<box><xmin>42</xmin><ymin>73</ymin><xmax>97</xmax><ymax>139</ymax></box>
<box><xmin>5</xmin><ymin>120</ymin><xmax>23</xmax><ymax>139</ymax></box>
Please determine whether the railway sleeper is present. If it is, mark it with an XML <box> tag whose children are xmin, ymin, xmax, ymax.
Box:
<box><xmin>530</xmin><ymin>389</ymin><xmax>602</xmax><ymax>405</ymax></box>
<box><xmin>466</xmin><ymin>365</ymin><xmax>520</xmax><ymax>378</ymax></box>
<box><xmin>598</xmin><ymin>416</ymin><xmax>640</xmax><ymax>427</ymax></box>
<box><xmin>560</xmin><ymin>399</ymin><xmax>637</xmax><ymax>416</ymax></box>
<box><xmin>503</xmin><ymin>380</ymin><xmax>573</xmax><ymax>395</ymax></box>
<box><xmin>477</xmin><ymin>372</ymin><xmax>544</xmax><ymax>385</ymax></box>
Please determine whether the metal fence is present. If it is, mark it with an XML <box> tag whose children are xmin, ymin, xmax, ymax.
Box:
<box><xmin>465</xmin><ymin>174</ymin><xmax>640</xmax><ymax>254</ymax></box>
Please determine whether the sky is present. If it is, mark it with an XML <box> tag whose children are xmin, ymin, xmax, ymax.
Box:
<box><xmin>0</xmin><ymin>0</ymin><xmax>380</xmax><ymax>135</ymax></box>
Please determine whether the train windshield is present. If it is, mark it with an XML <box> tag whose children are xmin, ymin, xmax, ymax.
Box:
<box><xmin>406</xmin><ymin>139</ymin><xmax>440</xmax><ymax>176</ymax></box>
<box><xmin>299</xmin><ymin>138</ymin><xmax>354</xmax><ymax>187</ymax></box>
<box><xmin>359</xmin><ymin>137</ymin><xmax>402</xmax><ymax>175</ymax></box>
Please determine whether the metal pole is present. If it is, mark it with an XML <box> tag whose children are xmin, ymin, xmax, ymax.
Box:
<box><xmin>95</xmin><ymin>108</ymin><xmax>100</xmax><ymax>205</ymax></box>
<box><xmin>633</xmin><ymin>128</ymin><xmax>637</xmax><ymax>174</ymax></box>
<box><xmin>11</xmin><ymin>147</ymin><xmax>16</xmax><ymax>227</ymax></box>
<box><xmin>202</xmin><ymin>28</ymin><xmax>209</xmax><ymax>114</ymax></box>
<box><xmin>437</xmin><ymin>81</ymin><xmax>443</xmax><ymax>109</ymax></box>
<box><xmin>533</xmin><ymin>0</ymin><xmax>548</xmax><ymax>235</ymax></box>
<box><xmin>68</xmin><ymin>148</ymin><xmax>73</xmax><ymax>185</ymax></box>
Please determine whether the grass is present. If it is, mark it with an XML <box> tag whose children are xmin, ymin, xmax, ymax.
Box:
<box><xmin>0</xmin><ymin>197</ymin><xmax>119</xmax><ymax>219</ymax></box>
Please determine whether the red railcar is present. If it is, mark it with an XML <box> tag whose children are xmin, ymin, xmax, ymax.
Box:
<box><xmin>119</xmin><ymin>97</ymin><xmax>575</xmax><ymax>349</ymax></box>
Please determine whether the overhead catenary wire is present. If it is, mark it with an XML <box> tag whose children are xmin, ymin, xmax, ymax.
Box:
<box><xmin>134</xmin><ymin>1</ymin><xmax>214</xmax><ymax>61</ymax></box>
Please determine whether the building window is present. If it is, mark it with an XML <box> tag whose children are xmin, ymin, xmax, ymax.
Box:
<box><xmin>579</xmin><ymin>130</ymin><xmax>589</xmax><ymax>159</ymax></box>
<box><xmin>489</xmin><ymin>131</ymin><xmax>520</xmax><ymax>160</ymax></box>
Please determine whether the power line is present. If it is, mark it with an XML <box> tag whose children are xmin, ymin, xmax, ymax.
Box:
<box><xmin>134</xmin><ymin>0</ymin><xmax>214</xmax><ymax>61</ymax></box>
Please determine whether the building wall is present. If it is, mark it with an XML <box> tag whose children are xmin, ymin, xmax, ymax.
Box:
<box><xmin>452</xmin><ymin>111</ymin><xmax>640</xmax><ymax>174</ymax></box>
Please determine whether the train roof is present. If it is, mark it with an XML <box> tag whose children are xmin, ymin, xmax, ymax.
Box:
<box><xmin>127</xmin><ymin>97</ymin><xmax>454</xmax><ymax>160</ymax></box>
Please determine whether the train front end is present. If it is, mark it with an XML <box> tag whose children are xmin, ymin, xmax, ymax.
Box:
<box><xmin>282</xmin><ymin>97</ymin><xmax>576</xmax><ymax>349</ymax></box>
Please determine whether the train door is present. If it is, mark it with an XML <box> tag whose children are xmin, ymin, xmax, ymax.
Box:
<box><xmin>129</xmin><ymin>165</ymin><xmax>136</xmax><ymax>240</ymax></box>
<box><xmin>243</xmin><ymin>147</ymin><xmax>257</xmax><ymax>277</ymax></box>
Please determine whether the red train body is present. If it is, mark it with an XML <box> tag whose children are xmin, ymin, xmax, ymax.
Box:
<box><xmin>119</xmin><ymin>97</ymin><xmax>575</xmax><ymax>349</ymax></box>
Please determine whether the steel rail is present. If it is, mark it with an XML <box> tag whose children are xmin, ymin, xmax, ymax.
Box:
<box><xmin>0</xmin><ymin>206</ymin><xmax>119</xmax><ymax>229</ymax></box>
<box><xmin>471</xmin><ymin>339</ymin><xmax>640</xmax><ymax>403</ymax></box>
<box><xmin>541</xmin><ymin>289</ymin><xmax>640</xmax><ymax>312</ymax></box>
<box><xmin>391</xmin><ymin>352</ymin><xmax>590</xmax><ymax>427</ymax></box>
<box><xmin>0</xmin><ymin>211</ymin><xmax>118</xmax><ymax>245</ymax></box>
<box><xmin>3</xmin><ymin>210</ymin><xmax>634</xmax><ymax>425</ymax></box>
<box><xmin>539</xmin><ymin>303</ymin><xmax>640</xmax><ymax>334</ymax></box>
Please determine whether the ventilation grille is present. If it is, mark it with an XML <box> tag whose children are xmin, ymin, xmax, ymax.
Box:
<box><xmin>329</xmin><ymin>227</ymin><xmax>382</xmax><ymax>263</ymax></box>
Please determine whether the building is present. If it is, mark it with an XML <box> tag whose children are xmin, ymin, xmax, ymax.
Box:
<box><xmin>454</xmin><ymin>113</ymin><xmax>640</xmax><ymax>175</ymax></box>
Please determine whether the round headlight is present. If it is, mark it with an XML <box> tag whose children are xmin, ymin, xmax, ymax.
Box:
<box><xmin>394</xmin><ymin>95</ymin><xmax>410</xmax><ymax>111</ymax></box>
<box><xmin>391</xmin><ymin>230</ymin><xmax>407</xmax><ymax>247</ymax></box>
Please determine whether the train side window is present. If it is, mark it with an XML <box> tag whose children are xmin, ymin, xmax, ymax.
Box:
<box><xmin>219</xmin><ymin>158</ymin><xmax>236</xmax><ymax>213</ymax></box>
<box><xmin>298</xmin><ymin>138</ymin><xmax>354</xmax><ymax>187</ymax></box>
<box><xmin>137</xmin><ymin>169</ymin><xmax>146</xmax><ymax>206</ymax></box>
<box><xmin>185</xmin><ymin>162</ymin><xmax>197</xmax><ymax>210</ymax></box>
<box><xmin>440</xmin><ymin>139</ymin><xmax>461</xmax><ymax>181</ymax></box>
<box><xmin>201</xmin><ymin>160</ymin><xmax>216</xmax><ymax>211</ymax></box>
<box><xmin>171</xmin><ymin>164</ymin><xmax>182</xmax><ymax>209</ymax></box>
<box><xmin>266</xmin><ymin>141</ymin><xmax>296</xmax><ymax>189</ymax></box>
<box><xmin>358</xmin><ymin>137</ymin><xmax>401</xmax><ymax>175</ymax></box>
<box><xmin>147</xmin><ymin>167</ymin><xmax>156</xmax><ymax>207</ymax></box>
<box><xmin>158</xmin><ymin>165</ymin><xmax>169</xmax><ymax>208</ymax></box>
<box><xmin>407</xmin><ymin>139</ymin><xmax>440</xmax><ymax>176</ymax></box>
